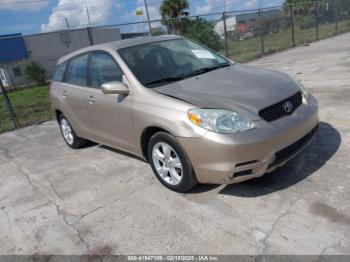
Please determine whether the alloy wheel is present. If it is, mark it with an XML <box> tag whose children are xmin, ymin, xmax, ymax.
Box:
<box><xmin>60</xmin><ymin>118</ymin><xmax>74</xmax><ymax>145</ymax></box>
<box><xmin>151</xmin><ymin>142</ymin><xmax>183</xmax><ymax>186</ymax></box>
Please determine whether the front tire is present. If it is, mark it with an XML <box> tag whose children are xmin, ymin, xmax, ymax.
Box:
<box><xmin>147</xmin><ymin>132</ymin><xmax>198</xmax><ymax>193</ymax></box>
<box><xmin>58</xmin><ymin>115</ymin><xmax>86</xmax><ymax>149</ymax></box>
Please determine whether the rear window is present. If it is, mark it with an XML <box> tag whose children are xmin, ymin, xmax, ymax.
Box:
<box><xmin>52</xmin><ymin>61</ymin><xmax>67</xmax><ymax>82</ymax></box>
<box><xmin>66</xmin><ymin>54</ymin><xmax>89</xmax><ymax>86</ymax></box>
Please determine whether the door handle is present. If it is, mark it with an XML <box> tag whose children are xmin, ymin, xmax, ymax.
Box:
<box><xmin>88</xmin><ymin>95</ymin><xmax>95</xmax><ymax>104</ymax></box>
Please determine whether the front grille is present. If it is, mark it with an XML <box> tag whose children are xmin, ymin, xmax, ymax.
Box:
<box><xmin>233</xmin><ymin>169</ymin><xmax>253</xmax><ymax>178</ymax></box>
<box><xmin>259</xmin><ymin>92</ymin><xmax>302</xmax><ymax>122</ymax></box>
<box><xmin>268</xmin><ymin>124</ymin><xmax>319</xmax><ymax>169</ymax></box>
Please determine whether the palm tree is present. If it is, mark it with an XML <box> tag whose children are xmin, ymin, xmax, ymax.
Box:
<box><xmin>160</xmin><ymin>0</ymin><xmax>189</xmax><ymax>34</ymax></box>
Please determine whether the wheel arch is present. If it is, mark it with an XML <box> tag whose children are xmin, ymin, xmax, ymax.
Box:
<box><xmin>55</xmin><ymin>109</ymin><xmax>63</xmax><ymax>122</ymax></box>
<box><xmin>140</xmin><ymin>126</ymin><xmax>173</xmax><ymax>161</ymax></box>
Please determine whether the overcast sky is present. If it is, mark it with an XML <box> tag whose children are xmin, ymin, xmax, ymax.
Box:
<box><xmin>0</xmin><ymin>0</ymin><xmax>284</xmax><ymax>35</ymax></box>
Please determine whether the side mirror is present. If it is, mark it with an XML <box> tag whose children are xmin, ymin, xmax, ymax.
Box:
<box><xmin>101</xmin><ymin>81</ymin><xmax>130</xmax><ymax>95</ymax></box>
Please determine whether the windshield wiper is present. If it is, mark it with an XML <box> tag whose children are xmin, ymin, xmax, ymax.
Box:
<box><xmin>181</xmin><ymin>63</ymin><xmax>231</xmax><ymax>78</ymax></box>
<box><xmin>201</xmin><ymin>63</ymin><xmax>231</xmax><ymax>72</ymax></box>
<box><xmin>144</xmin><ymin>75</ymin><xmax>186</xmax><ymax>87</ymax></box>
<box><xmin>144</xmin><ymin>63</ymin><xmax>230</xmax><ymax>87</ymax></box>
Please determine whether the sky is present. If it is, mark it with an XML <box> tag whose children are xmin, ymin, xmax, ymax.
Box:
<box><xmin>0</xmin><ymin>0</ymin><xmax>284</xmax><ymax>35</ymax></box>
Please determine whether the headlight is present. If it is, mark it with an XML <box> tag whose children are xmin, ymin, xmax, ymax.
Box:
<box><xmin>188</xmin><ymin>109</ymin><xmax>256</xmax><ymax>134</ymax></box>
<box><xmin>292</xmin><ymin>77</ymin><xmax>309</xmax><ymax>99</ymax></box>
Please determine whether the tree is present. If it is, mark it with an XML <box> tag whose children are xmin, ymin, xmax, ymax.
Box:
<box><xmin>283</xmin><ymin>0</ymin><xmax>350</xmax><ymax>25</ymax></box>
<box><xmin>160</xmin><ymin>0</ymin><xmax>189</xmax><ymax>34</ymax></box>
<box><xmin>284</xmin><ymin>0</ymin><xmax>315</xmax><ymax>15</ymax></box>
<box><xmin>183</xmin><ymin>18</ymin><xmax>223</xmax><ymax>51</ymax></box>
<box><xmin>25</xmin><ymin>62</ymin><xmax>46</xmax><ymax>86</ymax></box>
<box><xmin>341</xmin><ymin>0</ymin><xmax>350</xmax><ymax>12</ymax></box>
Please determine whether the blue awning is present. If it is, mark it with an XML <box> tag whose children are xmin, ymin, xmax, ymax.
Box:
<box><xmin>0</xmin><ymin>33</ymin><xmax>29</xmax><ymax>63</ymax></box>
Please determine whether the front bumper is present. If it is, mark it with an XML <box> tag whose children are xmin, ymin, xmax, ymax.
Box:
<box><xmin>177</xmin><ymin>97</ymin><xmax>319</xmax><ymax>184</ymax></box>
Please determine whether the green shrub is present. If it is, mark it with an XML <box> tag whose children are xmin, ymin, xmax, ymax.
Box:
<box><xmin>25</xmin><ymin>62</ymin><xmax>46</xmax><ymax>86</ymax></box>
<box><xmin>297</xmin><ymin>16</ymin><xmax>316</xmax><ymax>30</ymax></box>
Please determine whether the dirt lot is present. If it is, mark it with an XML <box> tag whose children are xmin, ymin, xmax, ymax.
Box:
<box><xmin>0</xmin><ymin>33</ymin><xmax>350</xmax><ymax>255</ymax></box>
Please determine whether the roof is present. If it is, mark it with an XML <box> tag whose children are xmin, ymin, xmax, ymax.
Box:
<box><xmin>109</xmin><ymin>35</ymin><xmax>183</xmax><ymax>49</ymax></box>
<box><xmin>58</xmin><ymin>35</ymin><xmax>183</xmax><ymax>64</ymax></box>
<box><xmin>0</xmin><ymin>33</ymin><xmax>28</xmax><ymax>63</ymax></box>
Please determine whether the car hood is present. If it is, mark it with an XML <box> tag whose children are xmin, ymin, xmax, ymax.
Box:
<box><xmin>153</xmin><ymin>64</ymin><xmax>299</xmax><ymax>120</ymax></box>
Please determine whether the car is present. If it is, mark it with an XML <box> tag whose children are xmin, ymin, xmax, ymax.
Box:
<box><xmin>50</xmin><ymin>35</ymin><xmax>319</xmax><ymax>193</ymax></box>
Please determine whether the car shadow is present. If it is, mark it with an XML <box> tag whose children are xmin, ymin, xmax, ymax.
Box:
<box><xmin>190</xmin><ymin>121</ymin><xmax>341</xmax><ymax>197</ymax></box>
<box><xmin>98</xmin><ymin>144</ymin><xmax>148</xmax><ymax>163</ymax></box>
<box><xmin>80</xmin><ymin>139</ymin><xmax>147</xmax><ymax>162</ymax></box>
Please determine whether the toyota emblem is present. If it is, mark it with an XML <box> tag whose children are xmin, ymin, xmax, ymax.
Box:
<box><xmin>283</xmin><ymin>101</ymin><xmax>293</xmax><ymax>113</ymax></box>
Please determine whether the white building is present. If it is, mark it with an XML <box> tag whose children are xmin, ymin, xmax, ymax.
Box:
<box><xmin>214</xmin><ymin>17</ymin><xmax>237</xmax><ymax>39</ymax></box>
<box><xmin>214</xmin><ymin>9</ymin><xmax>282</xmax><ymax>39</ymax></box>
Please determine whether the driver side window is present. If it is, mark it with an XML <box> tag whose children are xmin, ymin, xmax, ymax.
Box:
<box><xmin>91</xmin><ymin>52</ymin><xmax>123</xmax><ymax>88</ymax></box>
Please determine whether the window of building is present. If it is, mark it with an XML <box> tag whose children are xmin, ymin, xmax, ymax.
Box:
<box><xmin>59</xmin><ymin>32</ymin><xmax>71</xmax><ymax>47</ymax></box>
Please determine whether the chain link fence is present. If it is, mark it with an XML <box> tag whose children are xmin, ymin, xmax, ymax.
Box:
<box><xmin>0</xmin><ymin>84</ymin><xmax>16</xmax><ymax>133</ymax></box>
<box><xmin>1</xmin><ymin>0</ymin><xmax>350</xmax><ymax>134</ymax></box>
<box><xmin>0</xmin><ymin>81</ymin><xmax>51</xmax><ymax>133</ymax></box>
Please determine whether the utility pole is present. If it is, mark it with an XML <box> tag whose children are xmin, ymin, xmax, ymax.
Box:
<box><xmin>290</xmin><ymin>4</ymin><xmax>296</xmax><ymax>47</ymax></box>
<box><xmin>258</xmin><ymin>8</ymin><xmax>265</xmax><ymax>56</ymax></box>
<box><xmin>143</xmin><ymin>0</ymin><xmax>152</xmax><ymax>35</ymax></box>
<box><xmin>335</xmin><ymin>0</ymin><xmax>339</xmax><ymax>35</ymax></box>
<box><xmin>316</xmin><ymin>1</ymin><xmax>319</xmax><ymax>40</ymax></box>
<box><xmin>65</xmin><ymin>16</ymin><xmax>70</xmax><ymax>29</ymax></box>
<box><xmin>85</xmin><ymin>2</ymin><xmax>93</xmax><ymax>45</ymax></box>
<box><xmin>223</xmin><ymin>12</ymin><xmax>228</xmax><ymax>58</ymax></box>
<box><xmin>222</xmin><ymin>0</ymin><xmax>228</xmax><ymax>57</ymax></box>
<box><xmin>86</xmin><ymin>3</ymin><xmax>91</xmax><ymax>27</ymax></box>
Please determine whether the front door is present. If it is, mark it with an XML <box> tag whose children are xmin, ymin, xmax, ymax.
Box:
<box><xmin>86</xmin><ymin>51</ymin><xmax>136</xmax><ymax>153</ymax></box>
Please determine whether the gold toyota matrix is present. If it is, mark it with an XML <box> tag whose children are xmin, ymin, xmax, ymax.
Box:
<box><xmin>50</xmin><ymin>35</ymin><xmax>319</xmax><ymax>192</ymax></box>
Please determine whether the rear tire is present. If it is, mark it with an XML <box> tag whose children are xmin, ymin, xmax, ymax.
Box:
<box><xmin>58</xmin><ymin>115</ymin><xmax>86</xmax><ymax>149</ymax></box>
<box><xmin>147</xmin><ymin>132</ymin><xmax>198</xmax><ymax>193</ymax></box>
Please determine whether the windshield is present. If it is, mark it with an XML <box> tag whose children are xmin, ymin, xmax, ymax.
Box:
<box><xmin>118</xmin><ymin>39</ymin><xmax>230</xmax><ymax>87</ymax></box>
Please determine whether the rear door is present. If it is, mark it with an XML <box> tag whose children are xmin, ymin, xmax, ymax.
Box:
<box><xmin>86</xmin><ymin>51</ymin><xmax>136</xmax><ymax>152</ymax></box>
<box><xmin>59</xmin><ymin>53</ymin><xmax>95</xmax><ymax>138</ymax></box>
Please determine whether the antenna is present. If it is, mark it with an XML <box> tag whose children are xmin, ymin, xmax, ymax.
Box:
<box><xmin>143</xmin><ymin>0</ymin><xmax>152</xmax><ymax>35</ymax></box>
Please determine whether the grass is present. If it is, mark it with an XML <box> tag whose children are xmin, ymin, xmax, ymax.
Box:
<box><xmin>223</xmin><ymin>19</ymin><xmax>350</xmax><ymax>62</ymax></box>
<box><xmin>0</xmin><ymin>19</ymin><xmax>350</xmax><ymax>134</ymax></box>
<box><xmin>0</xmin><ymin>85</ymin><xmax>52</xmax><ymax>133</ymax></box>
